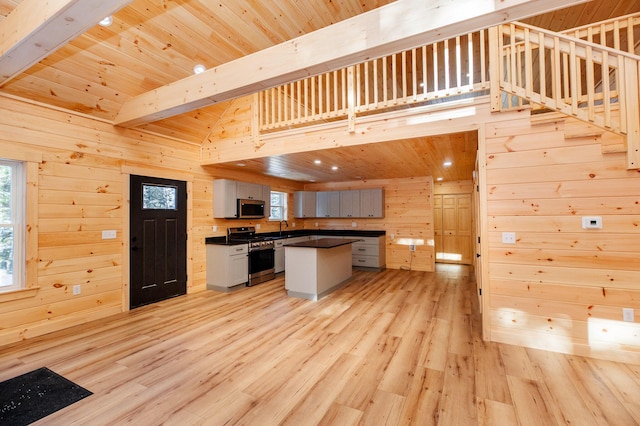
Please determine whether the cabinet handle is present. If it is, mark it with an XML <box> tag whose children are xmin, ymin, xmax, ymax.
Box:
<box><xmin>357</xmin><ymin>259</ymin><xmax>366</xmax><ymax>263</ymax></box>
<box><xmin>358</xmin><ymin>248</ymin><xmax>366</xmax><ymax>251</ymax></box>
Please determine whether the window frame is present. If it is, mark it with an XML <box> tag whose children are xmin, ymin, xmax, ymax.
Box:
<box><xmin>0</xmin><ymin>159</ymin><xmax>25</xmax><ymax>293</ymax></box>
<box><xmin>268</xmin><ymin>190</ymin><xmax>287</xmax><ymax>221</ymax></box>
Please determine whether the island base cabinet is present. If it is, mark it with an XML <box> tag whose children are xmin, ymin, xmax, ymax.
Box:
<box><xmin>285</xmin><ymin>244</ymin><xmax>352</xmax><ymax>300</ymax></box>
<box><xmin>206</xmin><ymin>244</ymin><xmax>248</xmax><ymax>292</ymax></box>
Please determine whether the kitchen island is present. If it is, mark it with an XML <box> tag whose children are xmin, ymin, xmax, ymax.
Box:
<box><xmin>285</xmin><ymin>238</ymin><xmax>361</xmax><ymax>300</ymax></box>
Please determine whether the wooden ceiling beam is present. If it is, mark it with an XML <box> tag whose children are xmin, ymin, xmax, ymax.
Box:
<box><xmin>0</xmin><ymin>0</ymin><xmax>133</xmax><ymax>85</ymax></box>
<box><xmin>114</xmin><ymin>0</ymin><xmax>590</xmax><ymax>128</ymax></box>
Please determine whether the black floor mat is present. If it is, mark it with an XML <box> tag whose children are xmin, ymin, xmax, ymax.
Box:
<box><xmin>0</xmin><ymin>367</ymin><xmax>92</xmax><ymax>425</ymax></box>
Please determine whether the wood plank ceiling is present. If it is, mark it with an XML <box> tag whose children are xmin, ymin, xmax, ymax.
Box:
<box><xmin>1</xmin><ymin>0</ymin><xmax>639</xmax><ymax>183</ymax></box>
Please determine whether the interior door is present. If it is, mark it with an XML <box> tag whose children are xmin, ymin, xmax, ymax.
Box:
<box><xmin>130</xmin><ymin>175</ymin><xmax>187</xmax><ymax>309</ymax></box>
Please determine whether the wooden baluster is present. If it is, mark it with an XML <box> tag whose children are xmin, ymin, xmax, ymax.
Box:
<box><xmin>586</xmin><ymin>45</ymin><xmax>595</xmax><ymax>122</ymax></box>
<box><xmin>524</xmin><ymin>28</ymin><xmax>532</xmax><ymax>99</ymax></box>
<box><xmin>341</xmin><ymin>68</ymin><xmax>346</xmax><ymax>114</ymax></box>
<box><xmin>297</xmin><ymin>80</ymin><xmax>302</xmax><ymax>122</ymax></box>
<box><xmin>311</xmin><ymin>75</ymin><xmax>316</xmax><ymax>118</ymax></box>
<box><xmin>509</xmin><ymin>24</ymin><xmax>517</xmax><ymax>108</ymax></box>
<box><xmin>304</xmin><ymin>78</ymin><xmax>309</xmax><ymax>121</ymax></box>
<box><xmin>539</xmin><ymin>32</ymin><xmax>546</xmax><ymax>103</ymax></box>
<box><xmin>480</xmin><ymin>29</ymin><xmax>487</xmax><ymax>88</ymax></box>
<box><xmin>356</xmin><ymin>63</ymin><xmax>361</xmax><ymax>109</ymax></box>
<box><xmin>412</xmin><ymin>48</ymin><xmax>417</xmax><ymax>101</ymax></box>
<box><xmin>364</xmin><ymin>61</ymin><xmax>370</xmax><ymax>109</ymax></box>
<box><xmin>347</xmin><ymin>66</ymin><xmax>355</xmax><ymax>132</ymax></box>
<box><xmin>381</xmin><ymin>56</ymin><xmax>388</xmax><ymax>106</ymax></box>
<box><xmin>373</xmin><ymin>58</ymin><xmax>379</xmax><ymax>107</ymax></box>
<box><xmin>422</xmin><ymin>45</ymin><xmax>427</xmax><ymax>97</ymax></box>
<box><xmin>569</xmin><ymin>42</ymin><xmax>578</xmax><ymax>116</ymax></box>
<box><xmin>402</xmin><ymin>50</ymin><xmax>407</xmax><ymax>102</ymax></box>
<box><xmin>392</xmin><ymin>53</ymin><xmax>397</xmax><ymax>104</ymax></box>
<box><xmin>602</xmin><ymin>51</ymin><xmax>611</xmax><ymax>129</ymax></box>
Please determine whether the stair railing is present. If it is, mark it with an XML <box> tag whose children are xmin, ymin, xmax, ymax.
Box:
<box><xmin>490</xmin><ymin>21</ymin><xmax>640</xmax><ymax>168</ymax></box>
<box><xmin>561</xmin><ymin>12</ymin><xmax>640</xmax><ymax>56</ymax></box>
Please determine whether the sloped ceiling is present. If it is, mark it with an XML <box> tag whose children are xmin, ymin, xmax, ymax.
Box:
<box><xmin>1</xmin><ymin>0</ymin><xmax>639</xmax><ymax>183</ymax></box>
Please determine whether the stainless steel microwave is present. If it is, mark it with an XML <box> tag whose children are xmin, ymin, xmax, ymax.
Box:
<box><xmin>237</xmin><ymin>199</ymin><xmax>265</xmax><ymax>219</ymax></box>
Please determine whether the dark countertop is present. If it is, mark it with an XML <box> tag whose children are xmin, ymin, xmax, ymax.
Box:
<box><xmin>285</xmin><ymin>238</ymin><xmax>362</xmax><ymax>249</ymax></box>
<box><xmin>205</xmin><ymin>229</ymin><xmax>385</xmax><ymax>245</ymax></box>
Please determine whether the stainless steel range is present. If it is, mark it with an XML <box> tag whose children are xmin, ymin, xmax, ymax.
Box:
<box><xmin>227</xmin><ymin>227</ymin><xmax>275</xmax><ymax>286</ymax></box>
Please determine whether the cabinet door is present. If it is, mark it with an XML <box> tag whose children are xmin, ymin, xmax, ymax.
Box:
<box><xmin>274</xmin><ymin>247</ymin><xmax>284</xmax><ymax>273</ymax></box>
<box><xmin>316</xmin><ymin>191</ymin><xmax>340</xmax><ymax>217</ymax></box>
<box><xmin>213</xmin><ymin>179</ymin><xmax>237</xmax><ymax>218</ymax></box>
<box><xmin>229</xmin><ymin>253</ymin><xmax>248</xmax><ymax>286</ymax></box>
<box><xmin>360</xmin><ymin>188</ymin><xmax>384</xmax><ymax>217</ymax></box>
<box><xmin>236</xmin><ymin>182</ymin><xmax>263</xmax><ymax>200</ymax></box>
<box><xmin>294</xmin><ymin>191</ymin><xmax>316</xmax><ymax>218</ymax></box>
<box><xmin>340</xmin><ymin>190</ymin><xmax>360</xmax><ymax>217</ymax></box>
<box><xmin>262</xmin><ymin>185</ymin><xmax>271</xmax><ymax>214</ymax></box>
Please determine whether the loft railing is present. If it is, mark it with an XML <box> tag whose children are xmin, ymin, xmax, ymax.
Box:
<box><xmin>258</xmin><ymin>30</ymin><xmax>490</xmax><ymax>132</ymax></box>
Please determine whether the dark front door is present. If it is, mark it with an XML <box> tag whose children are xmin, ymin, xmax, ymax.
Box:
<box><xmin>130</xmin><ymin>175</ymin><xmax>187</xmax><ymax>309</ymax></box>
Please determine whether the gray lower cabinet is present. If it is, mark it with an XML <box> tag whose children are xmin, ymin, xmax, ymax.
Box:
<box><xmin>274</xmin><ymin>239</ymin><xmax>285</xmax><ymax>273</ymax></box>
<box><xmin>206</xmin><ymin>244</ymin><xmax>248</xmax><ymax>291</ymax></box>
<box><xmin>351</xmin><ymin>236</ymin><xmax>386</xmax><ymax>269</ymax></box>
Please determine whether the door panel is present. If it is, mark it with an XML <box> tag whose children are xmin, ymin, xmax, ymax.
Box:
<box><xmin>130</xmin><ymin>175</ymin><xmax>187</xmax><ymax>309</ymax></box>
<box><xmin>436</xmin><ymin>193</ymin><xmax>473</xmax><ymax>264</ymax></box>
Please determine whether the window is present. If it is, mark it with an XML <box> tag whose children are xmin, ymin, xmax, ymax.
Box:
<box><xmin>0</xmin><ymin>160</ymin><xmax>25</xmax><ymax>293</ymax></box>
<box><xmin>269</xmin><ymin>191</ymin><xmax>287</xmax><ymax>221</ymax></box>
<box><xmin>142</xmin><ymin>184</ymin><xmax>177</xmax><ymax>210</ymax></box>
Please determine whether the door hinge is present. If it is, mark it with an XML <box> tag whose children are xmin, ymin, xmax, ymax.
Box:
<box><xmin>479</xmin><ymin>288</ymin><xmax>482</xmax><ymax>296</ymax></box>
<box><xmin>476</xmin><ymin>185</ymin><xmax>479</xmax><ymax>192</ymax></box>
<box><xmin>477</xmin><ymin>236</ymin><xmax>480</xmax><ymax>244</ymax></box>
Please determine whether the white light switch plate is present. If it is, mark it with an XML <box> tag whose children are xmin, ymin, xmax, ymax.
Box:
<box><xmin>102</xmin><ymin>230</ymin><xmax>116</xmax><ymax>239</ymax></box>
<box><xmin>501</xmin><ymin>232</ymin><xmax>516</xmax><ymax>244</ymax></box>
<box><xmin>623</xmin><ymin>308</ymin><xmax>635</xmax><ymax>322</ymax></box>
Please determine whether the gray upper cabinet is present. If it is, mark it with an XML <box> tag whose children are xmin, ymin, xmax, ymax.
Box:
<box><xmin>340</xmin><ymin>190</ymin><xmax>361</xmax><ymax>218</ymax></box>
<box><xmin>213</xmin><ymin>179</ymin><xmax>237</xmax><ymax>218</ymax></box>
<box><xmin>316</xmin><ymin>191</ymin><xmax>341</xmax><ymax>218</ymax></box>
<box><xmin>236</xmin><ymin>181</ymin><xmax>265</xmax><ymax>200</ymax></box>
<box><xmin>360</xmin><ymin>188</ymin><xmax>384</xmax><ymax>218</ymax></box>
<box><xmin>214</xmin><ymin>179</ymin><xmax>270</xmax><ymax>219</ymax></box>
<box><xmin>294</xmin><ymin>191</ymin><xmax>316</xmax><ymax>218</ymax></box>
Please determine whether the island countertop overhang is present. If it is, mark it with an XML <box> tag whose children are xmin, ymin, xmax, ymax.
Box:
<box><xmin>285</xmin><ymin>238</ymin><xmax>362</xmax><ymax>249</ymax></box>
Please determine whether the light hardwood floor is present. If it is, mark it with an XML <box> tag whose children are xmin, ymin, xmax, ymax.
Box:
<box><xmin>2</xmin><ymin>265</ymin><xmax>640</xmax><ymax>425</ymax></box>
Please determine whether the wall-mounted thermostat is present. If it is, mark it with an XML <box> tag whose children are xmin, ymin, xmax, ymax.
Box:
<box><xmin>581</xmin><ymin>216</ymin><xmax>602</xmax><ymax>229</ymax></box>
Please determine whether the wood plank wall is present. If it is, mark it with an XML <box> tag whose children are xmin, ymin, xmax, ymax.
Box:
<box><xmin>305</xmin><ymin>178</ymin><xmax>435</xmax><ymax>272</ymax></box>
<box><xmin>483</xmin><ymin>114</ymin><xmax>640</xmax><ymax>364</ymax></box>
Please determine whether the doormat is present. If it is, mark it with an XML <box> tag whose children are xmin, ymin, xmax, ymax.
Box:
<box><xmin>0</xmin><ymin>367</ymin><xmax>92</xmax><ymax>425</ymax></box>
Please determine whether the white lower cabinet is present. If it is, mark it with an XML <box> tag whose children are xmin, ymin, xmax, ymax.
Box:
<box><xmin>206</xmin><ymin>244</ymin><xmax>248</xmax><ymax>291</ymax></box>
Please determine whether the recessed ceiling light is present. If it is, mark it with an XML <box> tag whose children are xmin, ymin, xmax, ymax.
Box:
<box><xmin>314</xmin><ymin>160</ymin><xmax>322</xmax><ymax>165</ymax></box>
<box><xmin>436</xmin><ymin>177</ymin><xmax>444</xmax><ymax>181</ymax></box>
<box><xmin>98</xmin><ymin>16</ymin><xmax>113</xmax><ymax>27</ymax></box>
<box><xmin>443</xmin><ymin>161</ymin><xmax>452</xmax><ymax>167</ymax></box>
<box><xmin>193</xmin><ymin>64</ymin><xmax>206</xmax><ymax>74</ymax></box>
<box><xmin>331</xmin><ymin>166</ymin><xmax>338</xmax><ymax>171</ymax></box>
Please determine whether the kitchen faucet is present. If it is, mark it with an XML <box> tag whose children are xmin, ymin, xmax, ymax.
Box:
<box><xmin>279</xmin><ymin>220</ymin><xmax>289</xmax><ymax>236</ymax></box>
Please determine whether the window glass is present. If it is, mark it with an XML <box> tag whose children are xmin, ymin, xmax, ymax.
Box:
<box><xmin>0</xmin><ymin>160</ymin><xmax>24</xmax><ymax>292</ymax></box>
<box><xmin>143</xmin><ymin>184</ymin><xmax>177</xmax><ymax>210</ymax></box>
<box><xmin>269</xmin><ymin>191</ymin><xmax>287</xmax><ymax>221</ymax></box>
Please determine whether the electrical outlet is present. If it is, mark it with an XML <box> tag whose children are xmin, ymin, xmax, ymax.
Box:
<box><xmin>255</xmin><ymin>224</ymin><xmax>261</xmax><ymax>230</ymax></box>
<box><xmin>501</xmin><ymin>232</ymin><xmax>516</xmax><ymax>244</ymax></box>
<box><xmin>73</xmin><ymin>285</ymin><xmax>81</xmax><ymax>295</ymax></box>
<box><xmin>351</xmin><ymin>221</ymin><xmax>357</xmax><ymax>228</ymax></box>
<box><xmin>315</xmin><ymin>222</ymin><xmax>318</xmax><ymax>227</ymax></box>
<box><xmin>409</xmin><ymin>244</ymin><xmax>416</xmax><ymax>252</ymax></box>
<box><xmin>390</xmin><ymin>233</ymin><xmax>395</xmax><ymax>240</ymax></box>
<box><xmin>212</xmin><ymin>225</ymin><xmax>217</xmax><ymax>232</ymax></box>
<box><xmin>623</xmin><ymin>308</ymin><xmax>635</xmax><ymax>322</ymax></box>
